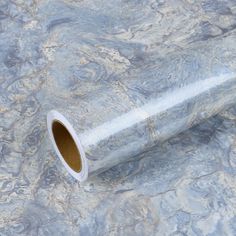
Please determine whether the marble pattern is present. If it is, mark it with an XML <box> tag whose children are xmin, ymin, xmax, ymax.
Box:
<box><xmin>1</xmin><ymin>0</ymin><xmax>236</xmax><ymax>235</ymax></box>
<box><xmin>53</xmin><ymin>35</ymin><xmax>236</xmax><ymax>178</ymax></box>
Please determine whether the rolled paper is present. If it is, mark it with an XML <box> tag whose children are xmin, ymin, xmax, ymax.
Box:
<box><xmin>47</xmin><ymin>35</ymin><xmax>236</xmax><ymax>181</ymax></box>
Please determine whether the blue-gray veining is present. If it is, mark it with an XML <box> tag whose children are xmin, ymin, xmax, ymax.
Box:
<box><xmin>1</xmin><ymin>0</ymin><xmax>236</xmax><ymax>235</ymax></box>
<box><xmin>54</xmin><ymin>36</ymin><xmax>236</xmax><ymax>177</ymax></box>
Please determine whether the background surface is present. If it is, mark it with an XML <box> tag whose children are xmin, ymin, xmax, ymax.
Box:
<box><xmin>1</xmin><ymin>0</ymin><xmax>236</xmax><ymax>235</ymax></box>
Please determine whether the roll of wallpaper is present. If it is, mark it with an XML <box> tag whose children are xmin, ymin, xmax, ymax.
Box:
<box><xmin>47</xmin><ymin>36</ymin><xmax>236</xmax><ymax>181</ymax></box>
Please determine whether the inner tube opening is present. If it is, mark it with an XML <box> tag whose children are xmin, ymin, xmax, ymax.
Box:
<box><xmin>52</xmin><ymin>120</ymin><xmax>82</xmax><ymax>173</ymax></box>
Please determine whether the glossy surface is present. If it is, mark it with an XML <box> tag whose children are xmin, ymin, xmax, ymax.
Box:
<box><xmin>1</xmin><ymin>0</ymin><xmax>236</xmax><ymax>235</ymax></box>
<box><xmin>49</xmin><ymin>35</ymin><xmax>236</xmax><ymax>179</ymax></box>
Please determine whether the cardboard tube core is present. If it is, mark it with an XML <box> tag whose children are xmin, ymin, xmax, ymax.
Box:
<box><xmin>52</xmin><ymin>121</ymin><xmax>82</xmax><ymax>172</ymax></box>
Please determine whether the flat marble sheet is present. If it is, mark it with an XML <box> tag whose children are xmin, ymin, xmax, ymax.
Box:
<box><xmin>1</xmin><ymin>0</ymin><xmax>236</xmax><ymax>235</ymax></box>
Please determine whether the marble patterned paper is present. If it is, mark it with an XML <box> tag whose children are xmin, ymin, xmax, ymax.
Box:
<box><xmin>1</xmin><ymin>0</ymin><xmax>236</xmax><ymax>235</ymax></box>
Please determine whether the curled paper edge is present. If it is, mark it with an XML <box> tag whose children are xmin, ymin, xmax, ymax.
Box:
<box><xmin>47</xmin><ymin>110</ymin><xmax>88</xmax><ymax>182</ymax></box>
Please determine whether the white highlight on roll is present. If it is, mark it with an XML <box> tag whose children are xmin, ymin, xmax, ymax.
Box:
<box><xmin>80</xmin><ymin>73</ymin><xmax>236</xmax><ymax>147</ymax></box>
